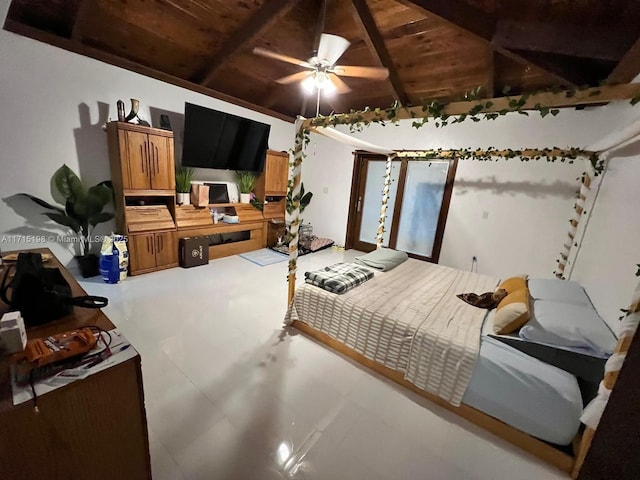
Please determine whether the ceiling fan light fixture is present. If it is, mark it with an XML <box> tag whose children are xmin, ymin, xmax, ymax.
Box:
<box><xmin>302</xmin><ymin>75</ymin><xmax>316</xmax><ymax>94</ymax></box>
<box><xmin>322</xmin><ymin>78</ymin><xmax>337</xmax><ymax>95</ymax></box>
<box><xmin>314</xmin><ymin>71</ymin><xmax>329</xmax><ymax>89</ymax></box>
<box><xmin>301</xmin><ymin>70</ymin><xmax>336</xmax><ymax>95</ymax></box>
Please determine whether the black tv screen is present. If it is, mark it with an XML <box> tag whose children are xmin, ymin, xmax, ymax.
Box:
<box><xmin>181</xmin><ymin>103</ymin><xmax>271</xmax><ymax>172</ymax></box>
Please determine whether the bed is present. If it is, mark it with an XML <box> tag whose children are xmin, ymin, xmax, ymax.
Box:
<box><xmin>286</xmin><ymin>258</ymin><xmax>616</xmax><ymax>472</ymax></box>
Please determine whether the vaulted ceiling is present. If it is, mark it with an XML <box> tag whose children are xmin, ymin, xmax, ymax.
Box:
<box><xmin>5</xmin><ymin>0</ymin><xmax>640</xmax><ymax>122</ymax></box>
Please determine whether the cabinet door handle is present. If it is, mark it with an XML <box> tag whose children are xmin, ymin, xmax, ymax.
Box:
<box><xmin>151</xmin><ymin>142</ymin><xmax>156</xmax><ymax>174</ymax></box>
<box><xmin>156</xmin><ymin>235</ymin><xmax>161</xmax><ymax>253</ymax></box>
<box><xmin>140</xmin><ymin>144</ymin><xmax>145</xmax><ymax>173</ymax></box>
<box><xmin>155</xmin><ymin>145</ymin><xmax>160</xmax><ymax>174</ymax></box>
<box><xmin>147</xmin><ymin>141</ymin><xmax>152</xmax><ymax>180</ymax></box>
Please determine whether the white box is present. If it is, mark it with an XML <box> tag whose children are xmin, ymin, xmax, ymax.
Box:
<box><xmin>0</xmin><ymin>311</ymin><xmax>27</xmax><ymax>354</ymax></box>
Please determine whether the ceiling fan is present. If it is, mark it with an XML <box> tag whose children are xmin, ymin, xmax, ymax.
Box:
<box><xmin>253</xmin><ymin>33</ymin><xmax>389</xmax><ymax>96</ymax></box>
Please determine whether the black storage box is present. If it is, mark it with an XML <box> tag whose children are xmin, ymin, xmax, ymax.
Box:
<box><xmin>179</xmin><ymin>236</ymin><xmax>209</xmax><ymax>268</ymax></box>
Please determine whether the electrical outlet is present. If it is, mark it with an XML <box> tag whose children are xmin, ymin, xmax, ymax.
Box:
<box><xmin>482</xmin><ymin>211</ymin><xmax>489</xmax><ymax>220</ymax></box>
<box><xmin>323</xmin><ymin>186</ymin><xmax>329</xmax><ymax>194</ymax></box>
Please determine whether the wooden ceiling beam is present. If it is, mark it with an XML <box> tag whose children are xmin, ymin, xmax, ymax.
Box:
<box><xmin>608</xmin><ymin>37</ymin><xmax>640</xmax><ymax>84</ymax></box>
<box><xmin>397</xmin><ymin>0</ymin><xmax>581</xmax><ymax>88</ymax></box>
<box><xmin>495</xmin><ymin>49</ymin><xmax>590</xmax><ymax>87</ymax></box>
<box><xmin>351</xmin><ymin>0</ymin><xmax>408</xmax><ymax>105</ymax></box>
<box><xmin>484</xmin><ymin>49</ymin><xmax>495</xmax><ymax>98</ymax></box>
<box><xmin>396</xmin><ymin>0</ymin><xmax>495</xmax><ymax>40</ymax></box>
<box><xmin>3</xmin><ymin>19</ymin><xmax>295</xmax><ymax>123</ymax></box>
<box><xmin>301</xmin><ymin>84</ymin><xmax>640</xmax><ymax>127</ymax></box>
<box><xmin>493</xmin><ymin>20</ymin><xmax>635</xmax><ymax>61</ymax></box>
<box><xmin>71</xmin><ymin>0</ymin><xmax>91</xmax><ymax>43</ymax></box>
<box><xmin>194</xmin><ymin>0</ymin><xmax>302</xmax><ymax>86</ymax></box>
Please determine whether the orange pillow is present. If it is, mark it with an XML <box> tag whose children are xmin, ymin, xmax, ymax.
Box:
<box><xmin>498</xmin><ymin>276</ymin><xmax>528</xmax><ymax>295</ymax></box>
<box><xmin>492</xmin><ymin>288</ymin><xmax>531</xmax><ymax>335</ymax></box>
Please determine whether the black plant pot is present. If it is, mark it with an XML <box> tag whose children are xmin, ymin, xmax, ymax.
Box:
<box><xmin>76</xmin><ymin>254</ymin><xmax>100</xmax><ymax>278</ymax></box>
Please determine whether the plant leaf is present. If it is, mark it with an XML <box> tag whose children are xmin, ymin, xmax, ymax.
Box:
<box><xmin>88</xmin><ymin>184</ymin><xmax>113</xmax><ymax>207</ymax></box>
<box><xmin>89</xmin><ymin>212</ymin><xmax>114</xmax><ymax>227</ymax></box>
<box><xmin>43</xmin><ymin>212</ymin><xmax>81</xmax><ymax>233</ymax></box>
<box><xmin>19</xmin><ymin>193</ymin><xmax>64</xmax><ymax>213</ymax></box>
<box><xmin>300</xmin><ymin>191</ymin><xmax>313</xmax><ymax>208</ymax></box>
<box><xmin>53</xmin><ymin>164</ymin><xmax>84</xmax><ymax>200</ymax></box>
<box><xmin>74</xmin><ymin>194</ymin><xmax>103</xmax><ymax>218</ymax></box>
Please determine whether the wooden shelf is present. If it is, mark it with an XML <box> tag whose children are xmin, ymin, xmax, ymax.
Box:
<box><xmin>124</xmin><ymin>189</ymin><xmax>176</xmax><ymax>197</ymax></box>
<box><xmin>176</xmin><ymin>221</ymin><xmax>264</xmax><ymax>260</ymax></box>
<box><xmin>111</xmin><ymin>121</ymin><xmax>174</xmax><ymax>137</ymax></box>
<box><xmin>175</xmin><ymin>205</ymin><xmax>213</xmax><ymax>229</ymax></box>
<box><xmin>205</xmin><ymin>203</ymin><xmax>264</xmax><ymax>223</ymax></box>
<box><xmin>177</xmin><ymin>220</ymin><xmax>263</xmax><ymax>236</ymax></box>
<box><xmin>125</xmin><ymin>205</ymin><xmax>176</xmax><ymax>233</ymax></box>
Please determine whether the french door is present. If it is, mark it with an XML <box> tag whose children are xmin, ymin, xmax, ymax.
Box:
<box><xmin>346</xmin><ymin>152</ymin><xmax>457</xmax><ymax>263</ymax></box>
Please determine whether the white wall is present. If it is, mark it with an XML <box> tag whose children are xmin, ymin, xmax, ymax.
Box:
<box><xmin>0</xmin><ymin>0</ymin><xmax>293</xmax><ymax>268</ymax></box>
<box><xmin>569</xmin><ymin>103</ymin><xmax>640</xmax><ymax>327</ymax></box>
<box><xmin>301</xmin><ymin>102</ymin><xmax>640</xmax><ymax>327</ymax></box>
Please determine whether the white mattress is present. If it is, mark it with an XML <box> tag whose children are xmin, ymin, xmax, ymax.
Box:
<box><xmin>463</xmin><ymin>314</ymin><xmax>583</xmax><ymax>445</ymax></box>
<box><xmin>287</xmin><ymin>259</ymin><xmax>497</xmax><ymax>405</ymax></box>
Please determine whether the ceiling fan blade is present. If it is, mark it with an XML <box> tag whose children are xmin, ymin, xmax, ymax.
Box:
<box><xmin>328</xmin><ymin>73</ymin><xmax>352</xmax><ymax>94</ymax></box>
<box><xmin>253</xmin><ymin>47</ymin><xmax>313</xmax><ymax>69</ymax></box>
<box><xmin>333</xmin><ymin>65</ymin><xmax>389</xmax><ymax>80</ymax></box>
<box><xmin>275</xmin><ymin>71</ymin><xmax>313</xmax><ymax>85</ymax></box>
<box><xmin>317</xmin><ymin>33</ymin><xmax>351</xmax><ymax>66</ymax></box>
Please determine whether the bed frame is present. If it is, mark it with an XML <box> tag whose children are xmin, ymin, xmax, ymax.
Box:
<box><xmin>290</xmin><ymin>319</ymin><xmax>578</xmax><ymax>475</ymax></box>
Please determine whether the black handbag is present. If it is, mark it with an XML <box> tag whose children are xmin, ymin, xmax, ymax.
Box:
<box><xmin>0</xmin><ymin>252</ymin><xmax>108</xmax><ymax>327</ymax></box>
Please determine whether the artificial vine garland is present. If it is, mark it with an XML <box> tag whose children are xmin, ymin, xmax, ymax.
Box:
<box><xmin>286</xmin><ymin>85</ymin><xmax>636</xmax><ymax>280</ymax></box>
<box><xmin>298</xmin><ymin>84</ymin><xmax>640</xmax><ymax>175</ymax></box>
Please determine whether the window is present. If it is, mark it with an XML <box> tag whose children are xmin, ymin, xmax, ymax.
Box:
<box><xmin>346</xmin><ymin>152</ymin><xmax>457</xmax><ymax>263</ymax></box>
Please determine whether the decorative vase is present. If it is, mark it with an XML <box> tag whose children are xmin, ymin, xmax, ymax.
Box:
<box><xmin>240</xmin><ymin>193</ymin><xmax>251</xmax><ymax>204</ymax></box>
<box><xmin>177</xmin><ymin>192</ymin><xmax>191</xmax><ymax>205</ymax></box>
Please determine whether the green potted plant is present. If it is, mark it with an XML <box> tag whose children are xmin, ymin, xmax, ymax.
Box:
<box><xmin>286</xmin><ymin>181</ymin><xmax>313</xmax><ymax>215</ymax></box>
<box><xmin>235</xmin><ymin>171</ymin><xmax>256</xmax><ymax>203</ymax></box>
<box><xmin>284</xmin><ymin>181</ymin><xmax>313</xmax><ymax>244</ymax></box>
<box><xmin>21</xmin><ymin>164</ymin><xmax>114</xmax><ymax>278</ymax></box>
<box><xmin>176</xmin><ymin>166</ymin><xmax>194</xmax><ymax>205</ymax></box>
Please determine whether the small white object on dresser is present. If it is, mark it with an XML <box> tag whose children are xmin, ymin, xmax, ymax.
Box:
<box><xmin>0</xmin><ymin>311</ymin><xmax>27</xmax><ymax>355</ymax></box>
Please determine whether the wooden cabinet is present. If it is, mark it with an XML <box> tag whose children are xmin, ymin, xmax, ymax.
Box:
<box><xmin>108</xmin><ymin>122</ymin><xmax>175</xmax><ymax>192</ymax></box>
<box><xmin>255</xmin><ymin>150</ymin><xmax>288</xmax><ymax>220</ymax></box>
<box><xmin>122</xmin><ymin>129</ymin><xmax>174</xmax><ymax>190</ymax></box>
<box><xmin>107</xmin><ymin>122</ymin><xmax>178</xmax><ymax>276</ymax></box>
<box><xmin>256</xmin><ymin>150</ymin><xmax>289</xmax><ymax>197</ymax></box>
<box><xmin>177</xmin><ymin>204</ymin><xmax>264</xmax><ymax>260</ymax></box>
<box><xmin>129</xmin><ymin>232</ymin><xmax>177</xmax><ymax>274</ymax></box>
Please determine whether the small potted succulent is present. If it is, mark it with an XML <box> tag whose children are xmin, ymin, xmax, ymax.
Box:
<box><xmin>235</xmin><ymin>171</ymin><xmax>256</xmax><ymax>203</ymax></box>
<box><xmin>176</xmin><ymin>167</ymin><xmax>194</xmax><ymax>205</ymax></box>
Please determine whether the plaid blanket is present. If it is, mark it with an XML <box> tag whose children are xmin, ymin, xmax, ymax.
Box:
<box><xmin>304</xmin><ymin>263</ymin><xmax>374</xmax><ymax>294</ymax></box>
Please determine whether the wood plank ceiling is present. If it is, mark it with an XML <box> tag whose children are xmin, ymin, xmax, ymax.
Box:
<box><xmin>5</xmin><ymin>0</ymin><xmax>640</xmax><ymax>122</ymax></box>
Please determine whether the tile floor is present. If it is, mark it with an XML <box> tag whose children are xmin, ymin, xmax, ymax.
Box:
<box><xmin>80</xmin><ymin>248</ymin><xmax>568</xmax><ymax>480</ymax></box>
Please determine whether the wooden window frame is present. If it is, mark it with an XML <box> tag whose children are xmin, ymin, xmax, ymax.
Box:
<box><xmin>345</xmin><ymin>151</ymin><xmax>458</xmax><ymax>263</ymax></box>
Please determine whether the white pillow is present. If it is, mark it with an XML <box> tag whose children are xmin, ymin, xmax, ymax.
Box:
<box><xmin>520</xmin><ymin>300</ymin><xmax>617</xmax><ymax>356</ymax></box>
<box><xmin>527</xmin><ymin>278</ymin><xmax>592</xmax><ymax>306</ymax></box>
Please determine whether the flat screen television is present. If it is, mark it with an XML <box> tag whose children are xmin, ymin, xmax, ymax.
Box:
<box><xmin>181</xmin><ymin>102</ymin><xmax>271</xmax><ymax>172</ymax></box>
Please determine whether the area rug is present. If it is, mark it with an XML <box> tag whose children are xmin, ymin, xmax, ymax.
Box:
<box><xmin>238</xmin><ymin>248</ymin><xmax>289</xmax><ymax>266</ymax></box>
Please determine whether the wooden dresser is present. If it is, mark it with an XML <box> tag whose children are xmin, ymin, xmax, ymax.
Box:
<box><xmin>0</xmin><ymin>249</ymin><xmax>151</xmax><ymax>480</ymax></box>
